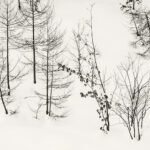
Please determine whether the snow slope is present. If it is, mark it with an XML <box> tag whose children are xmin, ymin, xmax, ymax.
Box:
<box><xmin>0</xmin><ymin>78</ymin><xmax>150</xmax><ymax>150</ymax></box>
<box><xmin>0</xmin><ymin>1</ymin><xmax>150</xmax><ymax>150</ymax></box>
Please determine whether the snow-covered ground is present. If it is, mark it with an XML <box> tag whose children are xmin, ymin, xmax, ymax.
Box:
<box><xmin>0</xmin><ymin>94</ymin><xmax>150</xmax><ymax>150</ymax></box>
<box><xmin>0</xmin><ymin>0</ymin><xmax>150</xmax><ymax>150</ymax></box>
<box><xmin>0</xmin><ymin>77</ymin><xmax>150</xmax><ymax>150</ymax></box>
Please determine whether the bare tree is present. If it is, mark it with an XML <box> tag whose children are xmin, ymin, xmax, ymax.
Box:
<box><xmin>0</xmin><ymin>0</ymin><xmax>24</xmax><ymax>95</ymax></box>
<box><xmin>114</xmin><ymin>56</ymin><xmax>150</xmax><ymax>140</ymax></box>
<box><xmin>0</xmin><ymin>48</ymin><xmax>8</xmax><ymax>114</ymax></box>
<box><xmin>0</xmin><ymin>46</ymin><xmax>24</xmax><ymax>114</ymax></box>
<box><xmin>18</xmin><ymin>0</ymin><xmax>50</xmax><ymax>84</ymax></box>
<box><xmin>59</xmin><ymin>4</ymin><xmax>111</xmax><ymax>132</ymax></box>
<box><xmin>33</xmin><ymin>8</ymin><xmax>71</xmax><ymax>118</ymax></box>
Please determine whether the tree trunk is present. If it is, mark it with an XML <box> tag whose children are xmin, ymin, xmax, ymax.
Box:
<box><xmin>46</xmin><ymin>42</ymin><xmax>49</xmax><ymax>115</ymax></box>
<box><xmin>49</xmin><ymin>62</ymin><xmax>54</xmax><ymax>116</ymax></box>
<box><xmin>32</xmin><ymin>0</ymin><xmax>36</xmax><ymax>84</ymax></box>
<box><xmin>106</xmin><ymin>100</ymin><xmax>110</xmax><ymax>131</ymax></box>
<box><xmin>0</xmin><ymin>88</ymin><xmax>8</xmax><ymax>114</ymax></box>
<box><xmin>6</xmin><ymin>4</ymin><xmax>10</xmax><ymax>96</ymax></box>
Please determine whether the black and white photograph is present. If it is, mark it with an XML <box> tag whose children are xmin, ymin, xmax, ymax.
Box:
<box><xmin>0</xmin><ymin>0</ymin><xmax>150</xmax><ymax>149</ymax></box>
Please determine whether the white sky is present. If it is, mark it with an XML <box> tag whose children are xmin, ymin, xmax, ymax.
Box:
<box><xmin>54</xmin><ymin>0</ymin><xmax>135</xmax><ymax>73</ymax></box>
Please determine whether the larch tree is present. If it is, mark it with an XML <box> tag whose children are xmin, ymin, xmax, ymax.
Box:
<box><xmin>120</xmin><ymin>0</ymin><xmax>150</xmax><ymax>56</ymax></box>
<box><xmin>18</xmin><ymin>0</ymin><xmax>50</xmax><ymax>84</ymax></box>
<box><xmin>0</xmin><ymin>48</ymin><xmax>8</xmax><ymax>114</ymax></box>
<box><xmin>34</xmin><ymin>7</ymin><xmax>72</xmax><ymax>118</ymax></box>
<box><xmin>0</xmin><ymin>0</ymin><xmax>25</xmax><ymax>95</ymax></box>
<box><xmin>0</xmin><ymin>45</ymin><xmax>25</xmax><ymax>115</ymax></box>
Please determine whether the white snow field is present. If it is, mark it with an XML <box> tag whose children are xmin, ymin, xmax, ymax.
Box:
<box><xmin>0</xmin><ymin>77</ymin><xmax>150</xmax><ymax>150</ymax></box>
<box><xmin>0</xmin><ymin>0</ymin><xmax>150</xmax><ymax>150</ymax></box>
<box><xmin>0</xmin><ymin>95</ymin><xmax>150</xmax><ymax>150</ymax></box>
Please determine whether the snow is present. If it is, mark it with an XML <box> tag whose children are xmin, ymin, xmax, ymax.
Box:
<box><xmin>0</xmin><ymin>78</ymin><xmax>150</xmax><ymax>150</ymax></box>
<box><xmin>0</xmin><ymin>0</ymin><xmax>150</xmax><ymax>150</ymax></box>
<box><xmin>0</xmin><ymin>100</ymin><xmax>150</xmax><ymax>150</ymax></box>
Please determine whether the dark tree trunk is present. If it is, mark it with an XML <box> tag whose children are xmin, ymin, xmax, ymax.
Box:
<box><xmin>18</xmin><ymin>0</ymin><xmax>21</xmax><ymax>10</ymax></box>
<box><xmin>32</xmin><ymin>0</ymin><xmax>36</xmax><ymax>84</ymax></box>
<box><xmin>106</xmin><ymin>101</ymin><xmax>110</xmax><ymax>131</ymax></box>
<box><xmin>46</xmin><ymin>43</ymin><xmax>49</xmax><ymax>115</ymax></box>
<box><xmin>49</xmin><ymin>64</ymin><xmax>54</xmax><ymax>116</ymax></box>
<box><xmin>6</xmin><ymin>5</ymin><xmax>10</xmax><ymax>96</ymax></box>
<box><xmin>0</xmin><ymin>88</ymin><xmax>8</xmax><ymax>114</ymax></box>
